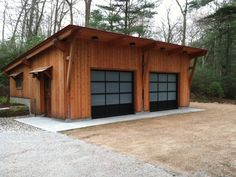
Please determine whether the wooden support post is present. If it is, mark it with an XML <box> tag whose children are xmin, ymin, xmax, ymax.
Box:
<box><xmin>66</xmin><ymin>38</ymin><xmax>77</xmax><ymax>91</ymax></box>
<box><xmin>142</xmin><ymin>50</ymin><xmax>151</xmax><ymax>112</ymax></box>
<box><xmin>65</xmin><ymin>30</ymin><xmax>80</xmax><ymax>119</ymax></box>
<box><xmin>189</xmin><ymin>58</ymin><xmax>198</xmax><ymax>85</ymax></box>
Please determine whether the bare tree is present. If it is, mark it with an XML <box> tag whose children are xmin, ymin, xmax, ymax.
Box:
<box><xmin>12</xmin><ymin>0</ymin><xmax>29</xmax><ymax>41</ymax></box>
<box><xmin>156</xmin><ymin>8</ymin><xmax>181</xmax><ymax>44</ymax></box>
<box><xmin>53</xmin><ymin>0</ymin><xmax>60</xmax><ymax>33</ymax></box>
<box><xmin>2</xmin><ymin>1</ymin><xmax>7</xmax><ymax>43</ymax></box>
<box><xmin>84</xmin><ymin>0</ymin><xmax>92</xmax><ymax>27</ymax></box>
<box><xmin>53</xmin><ymin>0</ymin><xmax>69</xmax><ymax>33</ymax></box>
<box><xmin>175</xmin><ymin>0</ymin><xmax>188</xmax><ymax>45</ymax></box>
<box><xmin>65</xmin><ymin>0</ymin><xmax>74</xmax><ymax>24</ymax></box>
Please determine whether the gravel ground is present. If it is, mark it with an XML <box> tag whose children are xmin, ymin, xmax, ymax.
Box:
<box><xmin>0</xmin><ymin>117</ymin><xmax>182</xmax><ymax>177</ymax></box>
<box><xmin>0</xmin><ymin>117</ymin><xmax>39</xmax><ymax>132</ymax></box>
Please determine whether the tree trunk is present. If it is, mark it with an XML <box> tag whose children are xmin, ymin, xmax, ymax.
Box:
<box><xmin>66</xmin><ymin>0</ymin><xmax>73</xmax><ymax>24</ymax></box>
<box><xmin>2</xmin><ymin>3</ymin><xmax>6</xmax><ymax>43</ymax></box>
<box><xmin>84</xmin><ymin>0</ymin><xmax>92</xmax><ymax>27</ymax></box>
<box><xmin>124</xmin><ymin>0</ymin><xmax>128</xmax><ymax>34</ymax></box>
<box><xmin>53</xmin><ymin>0</ymin><xmax>59</xmax><ymax>33</ymax></box>
<box><xmin>12</xmin><ymin>0</ymin><xmax>29</xmax><ymax>42</ymax></box>
<box><xmin>27</xmin><ymin>0</ymin><xmax>37</xmax><ymax>39</ymax></box>
<box><xmin>175</xmin><ymin>0</ymin><xmax>188</xmax><ymax>45</ymax></box>
<box><xmin>182</xmin><ymin>13</ymin><xmax>187</xmax><ymax>45</ymax></box>
<box><xmin>34</xmin><ymin>0</ymin><xmax>47</xmax><ymax>36</ymax></box>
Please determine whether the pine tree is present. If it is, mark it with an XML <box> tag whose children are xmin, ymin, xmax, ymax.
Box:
<box><xmin>89</xmin><ymin>0</ymin><xmax>157</xmax><ymax>37</ymax></box>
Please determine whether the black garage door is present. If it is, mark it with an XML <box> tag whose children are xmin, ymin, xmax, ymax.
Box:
<box><xmin>149</xmin><ymin>73</ymin><xmax>178</xmax><ymax>111</ymax></box>
<box><xmin>91</xmin><ymin>70</ymin><xmax>134</xmax><ymax>118</ymax></box>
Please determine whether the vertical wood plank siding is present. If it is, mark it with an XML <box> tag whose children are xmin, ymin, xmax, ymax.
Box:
<box><xmin>69</xmin><ymin>39</ymin><xmax>143</xmax><ymax>119</ymax></box>
<box><xmin>9</xmin><ymin>38</ymin><xmax>190</xmax><ymax>120</ymax></box>
<box><xmin>9</xmin><ymin>47</ymin><xmax>66</xmax><ymax>118</ymax></box>
<box><xmin>69</xmin><ymin>39</ymin><xmax>189</xmax><ymax>119</ymax></box>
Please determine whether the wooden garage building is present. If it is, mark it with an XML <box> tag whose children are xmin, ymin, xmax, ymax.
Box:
<box><xmin>2</xmin><ymin>25</ymin><xmax>207</xmax><ymax>119</ymax></box>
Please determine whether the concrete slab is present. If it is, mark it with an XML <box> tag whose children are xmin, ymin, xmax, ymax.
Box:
<box><xmin>15</xmin><ymin>107</ymin><xmax>204</xmax><ymax>132</ymax></box>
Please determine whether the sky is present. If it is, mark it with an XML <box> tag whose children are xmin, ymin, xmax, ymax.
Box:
<box><xmin>0</xmin><ymin>0</ymin><xmax>221</xmax><ymax>41</ymax></box>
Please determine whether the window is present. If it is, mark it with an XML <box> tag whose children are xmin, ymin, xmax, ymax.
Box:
<box><xmin>15</xmin><ymin>75</ymin><xmax>23</xmax><ymax>89</ymax></box>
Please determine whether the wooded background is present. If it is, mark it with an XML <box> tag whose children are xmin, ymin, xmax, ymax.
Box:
<box><xmin>0</xmin><ymin>0</ymin><xmax>235</xmax><ymax>100</ymax></box>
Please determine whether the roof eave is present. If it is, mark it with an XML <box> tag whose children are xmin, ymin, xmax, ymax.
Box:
<box><xmin>2</xmin><ymin>25</ymin><xmax>79</xmax><ymax>73</ymax></box>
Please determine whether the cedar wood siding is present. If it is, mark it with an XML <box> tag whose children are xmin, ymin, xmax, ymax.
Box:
<box><xmin>143</xmin><ymin>50</ymin><xmax>190</xmax><ymax>112</ymax></box>
<box><xmin>69</xmin><ymin>39</ymin><xmax>190</xmax><ymax>119</ymax></box>
<box><xmin>9</xmin><ymin>47</ymin><xmax>66</xmax><ymax>118</ymax></box>
<box><xmin>8</xmin><ymin>38</ymin><xmax>191</xmax><ymax>120</ymax></box>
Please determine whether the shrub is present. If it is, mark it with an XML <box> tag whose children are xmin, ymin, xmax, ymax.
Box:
<box><xmin>0</xmin><ymin>105</ymin><xmax>29</xmax><ymax>117</ymax></box>
<box><xmin>0</xmin><ymin>96</ymin><xmax>8</xmax><ymax>105</ymax></box>
<box><xmin>207</xmin><ymin>81</ymin><xmax>224</xmax><ymax>98</ymax></box>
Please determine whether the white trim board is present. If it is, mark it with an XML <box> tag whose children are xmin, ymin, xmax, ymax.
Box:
<box><xmin>16</xmin><ymin>107</ymin><xmax>204</xmax><ymax>132</ymax></box>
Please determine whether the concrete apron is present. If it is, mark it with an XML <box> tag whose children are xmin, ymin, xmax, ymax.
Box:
<box><xmin>15</xmin><ymin>107</ymin><xmax>204</xmax><ymax>132</ymax></box>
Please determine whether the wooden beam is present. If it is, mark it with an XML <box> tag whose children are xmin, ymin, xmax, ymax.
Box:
<box><xmin>22</xmin><ymin>58</ymin><xmax>31</xmax><ymax>68</ymax></box>
<box><xmin>3</xmin><ymin>71</ymin><xmax>8</xmax><ymax>76</ymax></box>
<box><xmin>53</xmin><ymin>39</ymin><xmax>66</xmax><ymax>52</ymax></box>
<box><xmin>188</xmin><ymin>50</ymin><xmax>207</xmax><ymax>58</ymax></box>
<box><xmin>107</xmin><ymin>36</ymin><xmax>125</xmax><ymax>45</ymax></box>
<box><xmin>26</xmin><ymin>41</ymin><xmax>54</xmax><ymax>60</ymax></box>
<box><xmin>66</xmin><ymin>37</ymin><xmax>77</xmax><ymax>91</ymax></box>
<box><xmin>142</xmin><ymin>42</ymin><xmax>156</xmax><ymax>52</ymax></box>
<box><xmin>167</xmin><ymin>46</ymin><xmax>183</xmax><ymax>55</ymax></box>
<box><xmin>26</xmin><ymin>29</ymin><xmax>77</xmax><ymax>60</ymax></box>
<box><xmin>189</xmin><ymin>58</ymin><xmax>198</xmax><ymax>85</ymax></box>
<box><xmin>3</xmin><ymin>28</ymin><xmax>78</xmax><ymax>73</ymax></box>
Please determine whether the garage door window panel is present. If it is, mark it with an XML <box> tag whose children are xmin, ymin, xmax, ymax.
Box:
<box><xmin>158</xmin><ymin>83</ymin><xmax>167</xmax><ymax>91</ymax></box>
<box><xmin>120</xmin><ymin>83</ymin><xmax>132</xmax><ymax>93</ymax></box>
<box><xmin>92</xmin><ymin>95</ymin><xmax>105</xmax><ymax>106</ymax></box>
<box><xmin>91</xmin><ymin>83</ymin><xmax>105</xmax><ymax>94</ymax></box>
<box><xmin>159</xmin><ymin>74</ymin><xmax>167</xmax><ymax>82</ymax></box>
<box><xmin>106</xmin><ymin>82</ymin><xmax>119</xmax><ymax>93</ymax></box>
<box><xmin>150</xmin><ymin>93</ymin><xmax>158</xmax><ymax>102</ymax></box>
<box><xmin>168</xmin><ymin>74</ymin><xmax>176</xmax><ymax>82</ymax></box>
<box><xmin>168</xmin><ymin>83</ymin><xmax>176</xmax><ymax>91</ymax></box>
<box><xmin>150</xmin><ymin>83</ymin><xmax>157</xmax><ymax>92</ymax></box>
<box><xmin>106</xmin><ymin>71</ymin><xmax>119</xmax><ymax>81</ymax></box>
<box><xmin>120</xmin><ymin>72</ymin><xmax>132</xmax><ymax>81</ymax></box>
<box><xmin>92</xmin><ymin>71</ymin><xmax>105</xmax><ymax>81</ymax></box>
<box><xmin>168</xmin><ymin>92</ymin><xmax>176</xmax><ymax>100</ymax></box>
<box><xmin>158</xmin><ymin>92</ymin><xmax>168</xmax><ymax>101</ymax></box>
<box><xmin>106</xmin><ymin>94</ymin><xmax>119</xmax><ymax>105</ymax></box>
<box><xmin>120</xmin><ymin>93</ymin><xmax>132</xmax><ymax>104</ymax></box>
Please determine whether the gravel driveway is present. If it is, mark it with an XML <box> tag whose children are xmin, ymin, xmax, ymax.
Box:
<box><xmin>0</xmin><ymin>117</ymin><xmax>181</xmax><ymax>177</ymax></box>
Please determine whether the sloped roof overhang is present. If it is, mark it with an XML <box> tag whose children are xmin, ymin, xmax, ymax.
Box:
<box><xmin>2</xmin><ymin>25</ymin><xmax>207</xmax><ymax>73</ymax></box>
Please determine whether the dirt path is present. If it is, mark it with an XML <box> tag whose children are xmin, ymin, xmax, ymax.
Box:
<box><xmin>65</xmin><ymin>102</ymin><xmax>236</xmax><ymax>177</ymax></box>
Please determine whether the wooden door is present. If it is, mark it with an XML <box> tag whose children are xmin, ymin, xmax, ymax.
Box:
<box><xmin>44</xmin><ymin>75</ymin><xmax>51</xmax><ymax>116</ymax></box>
